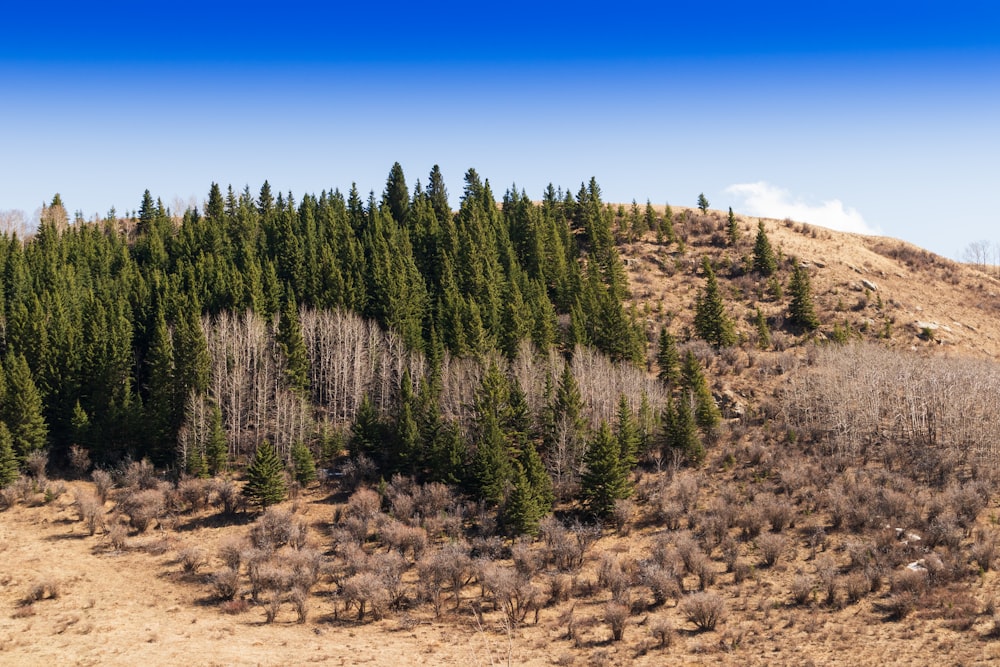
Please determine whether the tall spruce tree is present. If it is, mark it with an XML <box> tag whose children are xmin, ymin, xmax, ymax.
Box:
<box><xmin>0</xmin><ymin>423</ymin><xmax>17</xmax><ymax>487</ymax></box>
<box><xmin>656</xmin><ymin>327</ymin><xmax>680</xmax><ymax>385</ymax></box>
<box><xmin>3</xmin><ymin>354</ymin><xmax>48</xmax><ymax>462</ymax></box>
<box><xmin>277</xmin><ymin>290</ymin><xmax>310</xmax><ymax>393</ymax></box>
<box><xmin>752</xmin><ymin>221</ymin><xmax>778</xmax><ymax>276</ymax></box>
<box><xmin>681</xmin><ymin>351</ymin><xmax>721</xmax><ymax>432</ymax></box>
<box><xmin>664</xmin><ymin>392</ymin><xmax>704</xmax><ymax>465</ymax></box>
<box><xmin>727</xmin><ymin>207</ymin><xmax>739</xmax><ymax>246</ymax></box>
<box><xmin>788</xmin><ymin>260</ymin><xmax>821</xmax><ymax>330</ymax></box>
<box><xmin>694</xmin><ymin>257</ymin><xmax>737</xmax><ymax>347</ymax></box>
<box><xmin>243</xmin><ymin>441</ymin><xmax>287</xmax><ymax>509</ymax></box>
<box><xmin>580</xmin><ymin>421</ymin><xmax>631</xmax><ymax>519</ymax></box>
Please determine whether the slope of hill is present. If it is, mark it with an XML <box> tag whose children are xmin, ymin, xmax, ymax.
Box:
<box><xmin>5</xmin><ymin>198</ymin><xmax>1000</xmax><ymax>667</ymax></box>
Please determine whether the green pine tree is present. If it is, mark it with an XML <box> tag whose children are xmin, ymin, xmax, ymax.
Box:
<box><xmin>277</xmin><ymin>291</ymin><xmax>310</xmax><ymax>393</ymax></box>
<box><xmin>243</xmin><ymin>441</ymin><xmax>287</xmax><ymax>509</ymax></box>
<box><xmin>614</xmin><ymin>395</ymin><xmax>640</xmax><ymax>471</ymax></box>
<box><xmin>754</xmin><ymin>307</ymin><xmax>771</xmax><ymax>349</ymax></box>
<box><xmin>697</xmin><ymin>193</ymin><xmax>710</xmax><ymax>213</ymax></box>
<box><xmin>727</xmin><ymin>207</ymin><xmax>739</xmax><ymax>246</ymax></box>
<box><xmin>205</xmin><ymin>402</ymin><xmax>228</xmax><ymax>475</ymax></box>
<box><xmin>291</xmin><ymin>440</ymin><xmax>317</xmax><ymax>486</ymax></box>
<box><xmin>693</xmin><ymin>257</ymin><xmax>737</xmax><ymax>347</ymax></box>
<box><xmin>656</xmin><ymin>327</ymin><xmax>680</xmax><ymax>385</ymax></box>
<box><xmin>0</xmin><ymin>423</ymin><xmax>18</xmax><ymax>487</ymax></box>
<box><xmin>580</xmin><ymin>422</ymin><xmax>631</xmax><ymax>519</ymax></box>
<box><xmin>681</xmin><ymin>351</ymin><xmax>721</xmax><ymax>432</ymax></box>
<box><xmin>3</xmin><ymin>354</ymin><xmax>48</xmax><ymax>462</ymax></box>
<box><xmin>664</xmin><ymin>392</ymin><xmax>704</xmax><ymax>465</ymax></box>
<box><xmin>788</xmin><ymin>260</ymin><xmax>821</xmax><ymax>330</ymax></box>
<box><xmin>752</xmin><ymin>221</ymin><xmax>778</xmax><ymax>276</ymax></box>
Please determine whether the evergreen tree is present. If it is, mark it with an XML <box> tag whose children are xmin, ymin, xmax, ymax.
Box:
<box><xmin>754</xmin><ymin>307</ymin><xmax>771</xmax><ymax>349</ymax></box>
<box><xmin>277</xmin><ymin>291</ymin><xmax>310</xmax><ymax>393</ymax></box>
<box><xmin>727</xmin><ymin>207</ymin><xmax>739</xmax><ymax>246</ymax></box>
<box><xmin>660</xmin><ymin>203</ymin><xmax>674</xmax><ymax>242</ymax></box>
<box><xmin>0</xmin><ymin>423</ymin><xmax>17</xmax><ymax>487</ymax></box>
<box><xmin>580</xmin><ymin>422</ymin><xmax>631</xmax><ymax>519</ymax></box>
<box><xmin>663</xmin><ymin>392</ymin><xmax>704</xmax><ymax>465</ymax></box>
<box><xmin>694</xmin><ymin>257</ymin><xmax>737</xmax><ymax>347</ymax></box>
<box><xmin>205</xmin><ymin>402</ymin><xmax>228</xmax><ymax>475</ymax></box>
<box><xmin>614</xmin><ymin>395</ymin><xmax>640</xmax><ymax>471</ymax></box>
<box><xmin>788</xmin><ymin>260</ymin><xmax>821</xmax><ymax>330</ymax></box>
<box><xmin>656</xmin><ymin>327</ymin><xmax>680</xmax><ymax>385</ymax></box>
<box><xmin>504</xmin><ymin>442</ymin><xmax>553</xmax><ymax>536</ymax></box>
<box><xmin>243</xmin><ymin>441</ymin><xmax>287</xmax><ymax>509</ymax></box>
<box><xmin>752</xmin><ymin>221</ymin><xmax>778</xmax><ymax>276</ymax></box>
<box><xmin>291</xmin><ymin>440</ymin><xmax>317</xmax><ymax>486</ymax></box>
<box><xmin>697</xmin><ymin>193</ymin><xmax>710</xmax><ymax>213</ymax></box>
<box><xmin>681</xmin><ymin>351</ymin><xmax>721</xmax><ymax>432</ymax></box>
<box><xmin>3</xmin><ymin>354</ymin><xmax>48</xmax><ymax>462</ymax></box>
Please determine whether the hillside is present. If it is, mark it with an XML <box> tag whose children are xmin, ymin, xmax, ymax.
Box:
<box><xmin>4</xmin><ymin>183</ymin><xmax>1000</xmax><ymax>666</ymax></box>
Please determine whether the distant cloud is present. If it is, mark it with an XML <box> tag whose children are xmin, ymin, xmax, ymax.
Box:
<box><xmin>725</xmin><ymin>181</ymin><xmax>879</xmax><ymax>235</ymax></box>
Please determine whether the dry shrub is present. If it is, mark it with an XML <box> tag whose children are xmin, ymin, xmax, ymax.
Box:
<box><xmin>178</xmin><ymin>546</ymin><xmax>208</xmax><ymax>573</ymax></box>
<box><xmin>511</xmin><ymin>539</ymin><xmax>540</xmax><ymax>577</ymax></box>
<box><xmin>264</xmin><ymin>589</ymin><xmax>283</xmax><ymax>623</ymax></box>
<box><xmin>25</xmin><ymin>450</ymin><xmax>48</xmax><ymax>479</ymax></box>
<box><xmin>119</xmin><ymin>488</ymin><xmax>165</xmax><ymax>532</ymax></box>
<box><xmin>106</xmin><ymin>520</ymin><xmax>128</xmax><ymax>551</ymax></box>
<box><xmin>925</xmin><ymin>512</ymin><xmax>962</xmax><ymax>550</ymax></box>
<box><xmin>209</xmin><ymin>477</ymin><xmax>243</xmax><ymax>516</ymax></box>
<box><xmin>641</xmin><ymin>562</ymin><xmax>681</xmax><ymax>606</ymax></box>
<box><xmin>891</xmin><ymin>568</ymin><xmax>928</xmax><ymax>596</ymax></box>
<box><xmin>68</xmin><ymin>445</ymin><xmax>92</xmax><ymax>478</ymax></box>
<box><xmin>757</xmin><ymin>533</ymin><xmax>787</xmax><ymax>568</ymax></box>
<box><xmin>790</xmin><ymin>575</ymin><xmax>814</xmax><ymax>606</ymax></box>
<box><xmin>681</xmin><ymin>591</ymin><xmax>725</xmax><ymax>631</ymax></box>
<box><xmin>540</xmin><ymin>517</ymin><xmax>584</xmax><ymax>571</ymax></box>
<box><xmin>342</xmin><ymin>571</ymin><xmax>391</xmax><ymax>621</ymax></box>
<box><xmin>732</xmin><ymin>560</ymin><xmax>752</xmax><ymax>584</ymax></box>
<box><xmin>177</xmin><ymin>477</ymin><xmax>210</xmax><ymax>511</ymax></box>
<box><xmin>287</xmin><ymin>548</ymin><xmax>323</xmax><ymax>592</ymax></box>
<box><xmin>290</xmin><ymin>586</ymin><xmax>309</xmax><ymax>623</ymax></box>
<box><xmin>612</xmin><ymin>498</ymin><xmax>635</xmax><ymax>535</ymax></box>
<box><xmin>547</xmin><ymin>573</ymin><xmax>572</xmax><ymax>605</ymax></box>
<box><xmin>23</xmin><ymin>578</ymin><xmax>61</xmax><ymax>603</ymax></box>
<box><xmin>843</xmin><ymin>573</ymin><xmax>869</xmax><ymax>604</ymax></box>
<box><xmin>220</xmin><ymin>598</ymin><xmax>249</xmax><ymax>615</ymax></box>
<box><xmin>415</xmin><ymin>481</ymin><xmax>455</xmax><ymax>518</ymax></box>
<box><xmin>737</xmin><ymin>503</ymin><xmax>765</xmax><ymax>540</ymax></box>
<box><xmin>604</xmin><ymin>601</ymin><xmax>629</xmax><ymax>641</ymax></box>
<box><xmin>250</xmin><ymin>507</ymin><xmax>297</xmax><ymax>551</ymax></box>
<box><xmin>379</xmin><ymin>518</ymin><xmax>427</xmax><ymax>561</ymax></box>
<box><xmin>346</xmin><ymin>487</ymin><xmax>382</xmax><ymax>524</ymax></box>
<box><xmin>91</xmin><ymin>469</ymin><xmax>114</xmax><ymax>504</ymax></box>
<box><xmin>875</xmin><ymin>593</ymin><xmax>917</xmax><ymax>621</ymax></box>
<box><xmin>118</xmin><ymin>458</ymin><xmax>157</xmax><ymax>490</ymax></box>
<box><xmin>597</xmin><ymin>554</ymin><xmax>632</xmax><ymax>604</ymax></box>
<box><xmin>760</xmin><ymin>493</ymin><xmax>794</xmax><ymax>533</ymax></box>
<box><xmin>73</xmin><ymin>488</ymin><xmax>105</xmax><ymax>535</ymax></box>
<box><xmin>671</xmin><ymin>473</ymin><xmax>700</xmax><ymax>513</ymax></box>
<box><xmin>218</xmin><ymin>537</ymin><xmax>247</xmax><ymax>571</ymax></box>
<box><xmin>649</xmin><ymin>615</ymin><xmax>675</xmax><ymax>648</ymax></box>
<box><xmin>211</xmin><ymin>567</ymin><xmax>240</xmax><ymax>600</ymax></box>
<box><xmin>972</xmin><ymin>530</ymin><xmax>999</xmax><ymax>572</ymax></box>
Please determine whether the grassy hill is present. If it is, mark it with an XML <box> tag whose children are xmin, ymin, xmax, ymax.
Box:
<box><xmin>4</xmin><ymin>209</ymin><xmax>1000</xmax><ymax>666</ymax></box>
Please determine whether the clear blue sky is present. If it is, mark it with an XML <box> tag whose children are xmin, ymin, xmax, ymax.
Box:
<box><xmin>2</xmin><ymin>1</ymin><xmax>998</xmax><ymax>258</ymax></box>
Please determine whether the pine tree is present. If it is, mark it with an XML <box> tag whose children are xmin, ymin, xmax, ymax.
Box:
<box><xmin>0</xmin><ymin>423</ymin><xmax>17</xmax><ymax>487</ymax></box>
<box><xmin>656</xmin><ymin>327</ymin><xmax>680</xmax><ymax>385</ymax></box>
<box><xmin>681</xmin><ymin>351</ymin><xmax>721</xmax><ymax>432</ymax></box>
<box><xmin>205</xmin><ymin>402</ymin><xmax>228</xmax><ymax>475</ymax></box>
<box><xmin>697</xmin><ymin>193</ymin><xmax>710</xmax><ymax>213</ymax></box>
<box><xmin>727</xmin><ymin>207</ymin><xmax>739</xmax><ymax>246</ymax></box>
<box><xmin>664</xmin><ymin>392</ymin><xmax>704</xmax><ymax>465</ymax></box>
<box><xmin>754</xmin><ymin>307</ymin><xmax>771</xmax><ymax>349</ymax></box>
<box><xmin>503</xmin><ymin>443</ymin><xmax>552</xmax><ymax>536</ymax></box>
<box><xmin>277</xmin><ymin>291</ymin><xmax>310</xmax><ymax>393</ymax></box>
<box><xmin>580</xmin><ymin>422</ymin><xmax>631</xmax><ymax>519</ymax></box>
<box><xmin>788</xmin><ymin>259</ymin><xmax>821</xmax><ymax>330</ymax></box>
<box><xmin>243</xmin><ymin>441</ymin><xmax>287</xmax><ymax>509</ymax></box>
<box><xmin>752</xmin><ymin>221</ymin><xmax>778</xmax><ymax>276</ymax></box>
<box><xmin>3</xmin><ymin>354</ymin><xmax>48</xmax><ymax>462</ymax></box>
<box><xmin>291</xmin><ymin>440</ymin><xmax>317</xmax><ymax>486</ymax></box>
<box><xmin>614</xmin><ymin>395</ymin><xmax>640</xmax><ymax>471</ymax></box>
<box><xmin>693</xmin><ymin>257</ymin><xmax>737</xmax><ymax>347</ymax></box>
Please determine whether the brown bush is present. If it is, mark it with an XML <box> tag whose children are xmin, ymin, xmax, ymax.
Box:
<box><xmin>68</xmin><ymin>445</ymin><xmax>92</xmax><ymax>479</ymax></box>
<box><xmin>106</xmin><ymin>520</ymin><xmax>128</xmax><ymax>551</ymax></box>
<box><xmin>23</xmin><ymin>578</ymin><xmax>61</xmax><ymax>604</ymax></box>
<box><xmin>72</xmin><ymin>489</ymin><xmax>105</xmax><ymax>536</ymax></box>
<box><xmin>119</xmin><ymin>489</ymin><xmax>164</xmax><ymax>532</ymax></box>
<box><xmin>342</xmin><ymin>571</ymin><xmax>391</xmax><ymax>621</ymax></box>
<box><xmin>177</xmin><ymin>477</ymin><xmax>211</xmax><ymax>511</ymax></box>
<box><xmin>681</xmin><ymin>591</ymin><xmax>725</xmax><ymax>631</ymax></box>
<box><xmin>641</xmin><ymin>562</ymin><xmax>681</xmax><ymax>606</ymax></box>
<box><xmin>250</xmin><ymin>507</ymin><xmax>296</xmax><ymax>551</ymax></box>
<box><xmin>604</xmin><ymin>601</ymin><xmax>629</xmax><ymax>641</ymax></box>
<box><xmin>790</xmin><ymin>575</ymin><xmax>814</xmax><ymax>606</ymax></box>
<box><xmin>757</xmin><ymin>533</ymin><xmax>787</xmax><ymax>568</ymax></box>
<box><xmin>649</xmin><ymin>615</ymin><xmax>675</xmax><ymax>648</ymax></box>
<box><xmin>218</xmin><ymin>537</ymin><xmax>247</xmax><ymax>571</ymax></box>
<box><xmin>211</xmin><ymin>567</ymin><xmax>240</xmax><ymax>600</ymax></box>
<box><xmin>972</xmin><ymin>530</ymin><xmax>998</xmax><ymax>572</ymax></box>
<box><xmin>209</xmin><ymin>478</ymin><xmax>243</xmax><ymax>516</ymax></box>
<box><xmin>178</xmin><ymin>546</ymin><xmax>208</xmax><ymax>573</ymax></box>
<box><xmin>91</xmin><ymin>469</ymin><xmax>114</xmax><ymax>504</ymax></box>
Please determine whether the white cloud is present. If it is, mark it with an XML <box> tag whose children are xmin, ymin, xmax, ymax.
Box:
<box><xmin>725</xmin><ymin>181</ymin><xmax>879</xmax><ymax>236</ymax></box>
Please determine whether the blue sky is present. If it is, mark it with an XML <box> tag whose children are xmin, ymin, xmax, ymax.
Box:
<box><xmin>1</xmin><ymin>1</ymin><xmax>998</xmax><ymax>258</ymax></box>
